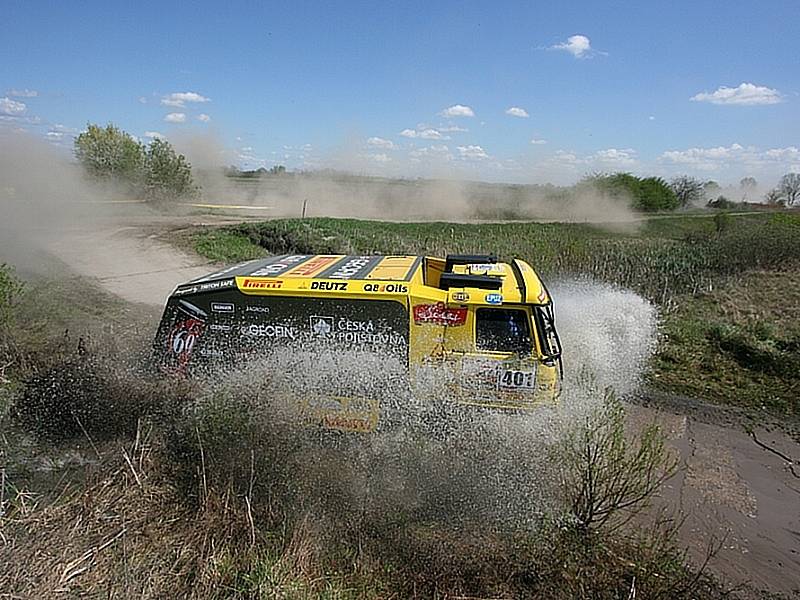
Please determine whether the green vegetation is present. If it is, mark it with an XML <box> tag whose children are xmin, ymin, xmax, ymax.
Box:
<box><xmin>653</xmin><ymin>270</ymin><xmax>800</xmax><ymax>414</ymax></box>
<box><xmin>197</xmin><ymin>212</ymin><xmax>800</xmax><ymax>304</ymax></box>
<box><xmin>74</xmin><ymin>123</ymin><xmax>198</xmax><ymax>201</ymax></box>
<box><xmin>584</xmin><ymin>172</ymin><xmax>680</xmax><ymax>211</ymax></box>
<box><xmin>193</xmin><ymin>229</ymin><xmax>269</xmax><ymax>262</ymax></box>
<box><xmin>561</xmin><ymin>391</ymin><xmax>678</xmax><ymax>533</ymax></box>
<box><xmin>2</xmin><ymin>345</ymin><xmax>719</xmax><ymax>598</ymax></box>
<box><xmin>0</xmin><ymin>263</ymin><xmax>24</xmax><ymax>331</ymax></box>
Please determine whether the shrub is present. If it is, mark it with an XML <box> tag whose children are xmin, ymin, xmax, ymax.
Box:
<box><xmin>584</xmin><ymin>172</ymin><xmax>680</xmax><ymax>211</ymax></box>
<box><xmin>707</xmin><ymin>322</ymin><xmax>800</xmax><ymax>379</ymax></box>
<box><xmin>707</xmin><ymin>195</ymin><xmax>736</xmax><ymax>209</ymax></box>
<box><xmin>144</xmin><ymin>138</ymin><xmax>198</xmax><ymax>201</ymax></box>
<box><xmin>74</xmin><ymin>123</ymin><xmax>145</xmax><ymax>189</ymax></box>
<box><xmin>558</xmin><ymin>390</ymin><xmax>678</xmax><ymax>533</ymax></box>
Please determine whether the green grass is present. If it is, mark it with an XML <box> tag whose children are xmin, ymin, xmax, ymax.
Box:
<box><xmin>193</xmin><ymin>229</ymin><xmax>269</xmax><ymax>262</ymax></box>
<box><xmin>194</xmin><ymin>212</ymin><xmax>800</xmax><ymax>304</ymax></box>
<box><xmin>651</xmin><ymin>270</ymin><xmax>800</xmax><ymax>415</ymax></box>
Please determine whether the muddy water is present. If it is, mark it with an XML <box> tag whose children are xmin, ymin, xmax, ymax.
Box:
<box><xmin>628</xmin><ymin>403</ymin><xmax>800</xmax><ymax>593</ymax></box>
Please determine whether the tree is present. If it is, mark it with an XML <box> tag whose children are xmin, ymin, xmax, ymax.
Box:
<box><xmin>269</xmin><ymin>165</ymin><xmax>286</xmax><ymax>175</ymax></box>
<box><xmin>703</xmin><ymin>180</ymin><xmax>721</xmax><ymax>199</ymax></box>
<box><xmin>764</xmin><ymin>188</ymin><xmax>784</xmax><ymax>206</ymax></box>
<box><xmin>74</xmin><ymin>123</ymin><xmax>145</xmax><ymax>187</ymax></box>
<box><xmin>779</xmin><ymin>173</ymin><xmax>800</xmax><ymax>206</ymax></box>
<box><xmin>669</xmin><ymin>175</ymin><xmax>705</xmax><ymax>208</ymax></box>
<box><xmin>144</xmin><ymin>138</ymin><xmax>197</xmax><ymax>200</ymax></box>
<box><xmin>75</xmin><ymin>122</ymin><xmax>198</xmax><ymax>201</ymax></box>
<box><xmin>739</xmin><ymin>177</ymin><xmax>757</xmax><ymax>201</ymax></box>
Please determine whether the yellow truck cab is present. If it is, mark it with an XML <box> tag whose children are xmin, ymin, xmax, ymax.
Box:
<box><xmin>154</xmin><ymin>254</ymin><xmax>562</xmax><ymax>430</ymax></box>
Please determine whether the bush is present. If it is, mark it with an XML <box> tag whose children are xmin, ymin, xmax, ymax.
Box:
<box><xmin>144</xmin><ymin>138</ymin><xmax>198</xmax><ymax>201</ymax></box>
<box><xmin>73</xmin><ymin>123</ymin><xmax>145</xmax><ymax>190</ymax></box>
<box><xmin>707</xmin><ymin>322</ymin><xmax>800</xmax><ymax>379</ymax></box>
<box><xmin>584</xmin><ymin>172</ymin><xmax>680</xmax><ymax>211</ymax></box>
<box><xmin>558</xmin><ymin>390</ymin><xmax>678</xmax><ymax>533</ymax></box>
<box><xmin>707</xmin><ymin>195</ymin><xmax>736</xmax><ymax>209</ymax></box>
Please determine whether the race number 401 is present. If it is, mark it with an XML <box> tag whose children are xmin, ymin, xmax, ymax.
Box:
<box><xmin>498</xmin><ymin>369</ymin><xmax>535</xmax><ymax>389</ymax></box>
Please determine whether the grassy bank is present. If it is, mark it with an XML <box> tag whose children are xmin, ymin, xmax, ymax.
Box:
<box><xmin>188</xmin><ymin>212</ymin><xmax>800</xmax><ymax>416</ymax></box>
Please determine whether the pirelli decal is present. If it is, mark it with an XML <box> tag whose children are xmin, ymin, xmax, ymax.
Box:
<box><xmin>238</xmin><ymin>278</ymin><xmax>284</xmax><ymax>290</ymax></box>
<box><xmin>317</xmin><ymin>255</ymin><xmax>385</xmax><ymax>280</ymax></box>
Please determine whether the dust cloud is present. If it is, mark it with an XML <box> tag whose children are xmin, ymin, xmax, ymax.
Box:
<box><xmin>0</xmin><ymin>130</ymin><xmax>139</xmax><ymax>276</ymax></box>
<box><xmin>191</xmin><ymin>170</ymin><xmax>639</xmax><ymax>224</ymax></box>
<box><xmin>165</xmin><ymin>131</ymin><xmax>639</xmax><ymax>225</ymax></box>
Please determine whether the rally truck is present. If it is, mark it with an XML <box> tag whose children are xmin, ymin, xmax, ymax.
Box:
<box><xmin>154</xmin><ymin>254</ymin><xmax>563</xmax><ymax>432</ymax></box>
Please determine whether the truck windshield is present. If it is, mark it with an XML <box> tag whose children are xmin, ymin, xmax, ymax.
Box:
<box><xmin>475</xmin><ymin>308</ymin><xmax>532</xmax><ymax>354</ymax></box>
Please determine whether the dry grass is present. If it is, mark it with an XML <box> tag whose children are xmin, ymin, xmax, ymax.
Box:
<box><xmin>0</xmin><ymin>429</ymin><xmax>381</xmax><ymax>599</ymax></box>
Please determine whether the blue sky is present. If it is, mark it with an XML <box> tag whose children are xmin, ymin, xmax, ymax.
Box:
<box><xmin>2</xmin><ymin>0</ymin><xmax>798</xmax><ymax>185</ymax></box>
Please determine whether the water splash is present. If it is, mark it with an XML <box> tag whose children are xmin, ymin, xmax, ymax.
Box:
<box><xmin>186</xmin><ymin>278</ymin><xmax>660</xmax><ymax>532</ymax></box>
<box><xmin>552</xmin><ymin>278</ymin><xmax>659</xmax><ymax>396</ymax></box>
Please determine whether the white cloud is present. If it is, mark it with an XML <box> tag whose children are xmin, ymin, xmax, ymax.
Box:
<box><xmin>144</xmin><ymin>131</ymin><xmax>164</xmax><ymax>139</ymax></box>
<box><xmin>550</xmin><ymin>34</ymin><xmax>593</xmax><ymax>58</ymax></box>
<box><xmin>530</xmin><ymin>138</ymin><xmax>548</xmax><ymax>145</ymax></box>
<box><xmin>138</xmin><ymin>96</ymin><xmax>148</xmax><ymax>104</ymax></box>
<box><xmin>409</xmin><ymin>145</ymin><xmax>453</xmax><ymax>162</ymax></box>
<box><xmin>51</xmin><ymin>123</ymin><xmax>77</xmax><ymax>134</ymax></box>
<box><xmin>660</xmin><ymin>143</ymin><xmax>800</xmax><ymax>172</ymax></box>
<box><xmin>197</xmin><ymin>113</ymin><xmax>211</xmax><ymax>122</ymax></box>
<box><xmin>648</xmin><ymin>116</ymin><xmax>656</xmax><ymax>121</ymax></box>
<box><xmin>368</xmin><ymin>153</ymin><xmax>391</xmax><ymax>163</ymax></box>
<box><xmin>7</xmin><ymin>88</ymin><xmax>38</xmax><ymax>98</ymax></box>
<box><xmin>690</xmin><ymin>83</ymin><xmax>783</xmax><ymax>106</ymax></box>
<box><xmin>439</xmin><ymin>104</ymin><xmax>475</xmax><ymax>118</ymax></box>
<box><xmin>164</xmin><ymin>112</ymin><xmax>187</xmax><ymax>123</ymax></box>
<box><xmin>545</xmin><ymin>147</ymin><xmax>638</xmax><ymax>170</ymax></box>
<box><xmin>45</xmin><ymin>131</ymin><xmax>63</xmax><ymax>139</ymax></box>
<box><xmin>400</xmin><ymin>127</ymin><xmax>448</xmax><ymax>140</ymax></box>
<box><xmin>160</xmin><ymin>91</ymin><xmax>211</xmax><ymax>108</ymax></box>
<box><xmin>593</xmin><ymin>148</ymin><xmax>638</xmax><ymax>167</ymax></box>
<box><xmin>457</xmin><ymin>145</ymin><xmax>490</xmax><ymax>160</ymax></box>
<box><xmin>505</xmin><ymin>106</ymin><xmax>529</xmax><ymax>118</ymax></box>
<box><xmin>438</xmin><ymin>125</ymin><xmax>468</xmax><ymax>133</ymax></box>
<box><xmin>0</xmin><ymin>97</ymin><xmax>26</xmax><ymax>115</ymax></box>
<box><xmin>367</xmin><ymin>136</ymin><xmax>395</xmax><ymax>149</ymax></box>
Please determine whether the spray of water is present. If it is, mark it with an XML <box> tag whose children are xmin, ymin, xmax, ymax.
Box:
<box><xmin>183</xmin><ymin>279</ymin><xmax>659</xmax><ymax>534</ymax></box>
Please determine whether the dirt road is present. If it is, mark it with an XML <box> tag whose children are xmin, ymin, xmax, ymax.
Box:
<box><xmin>2</xmin><ymin>212</ymin><xmax>799</xmax><ymax>596</ymax></box>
